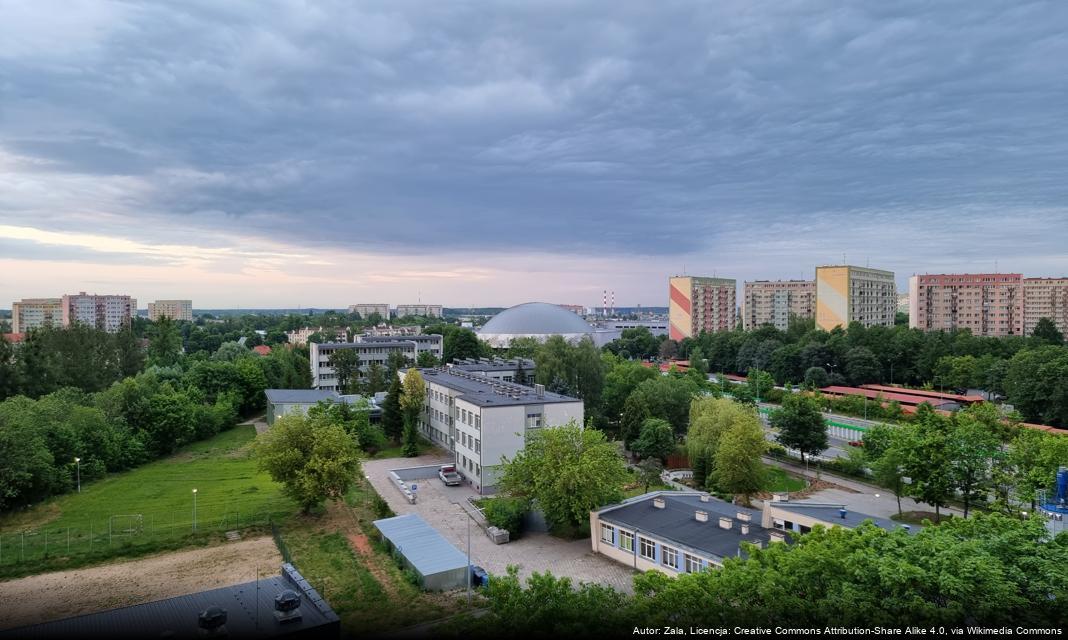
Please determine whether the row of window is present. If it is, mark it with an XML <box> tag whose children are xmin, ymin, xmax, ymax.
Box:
<box><xmin>459</xmin><ymin>408</ymin><xmax>481</xmax><ymax>430</ymax></box>
<box><xmin>459</xmin><ymin>454</ymin><xmax>481</xmax><ymax>477</ymax></box>
<box><xmin>601</xmin><ymin>524</ymin><xmax>704</xmax><ymax>573</ymax></box>
<box><xmin>459</xmin><ymin>431</ymin><xmax>481</xmax><ymax>453</ymax></box>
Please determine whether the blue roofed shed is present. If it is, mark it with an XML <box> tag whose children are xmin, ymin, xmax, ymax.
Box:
<box><xmin>373</xmin><ymin>513</ymin><xmax>470</xmax><ymax>591</ymax></box>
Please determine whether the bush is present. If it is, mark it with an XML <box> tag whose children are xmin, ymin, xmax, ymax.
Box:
<box><xmin>483</xmin><ymin>496</ymin><xmax>527</xmax><ymax>539</ymax></box>
<box><xmin>372</xmin><ymin>494</ymin><xmax>395</xmax><ymax>519</ymax></box>
<box><xmin>402</xmin><ymin>567</ymin><xmax>421</xmax><ymax>588</ymax></box>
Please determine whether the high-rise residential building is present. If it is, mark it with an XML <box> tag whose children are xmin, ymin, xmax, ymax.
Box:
<box><xmin>741</xmin><ymin>280</ymin><xmax>815</xmax><ymax>331</ymax></box>
<box><xmin>668</xmin><ymin>276</ymin><xmax>737</xmax><ymax>340</ymax></box>
<box><xmin>395</xmin><ymin>304</ymin><xmax>443</xmax><ymax>318</ymax></box>
<box><xmin>897</xmin><ymin>293</ymin><xmax>910</xmax><ymax>315</ymax></box>
<box><xmin>1023</xmin><ymin>277</ymin><xmax>1068</xmax><ymax>337</ymax></box>
<box><xmin>11</xmin><ymin>298</ymin><xmax>63</xmax><ymax>333</ymax></box>
<box><xmin>408</xmin><ymin>367</ymin><xmax>583</xmax><ymax>493</ymax></box>
<box><xmin>815</xmin><ymin>266</ymin><xmax>896</xmax><ymax>331</ymax></box>
<box><xmin>61</xmin><ymin>292</ymin><xmax>136</xmax><ymax>333</ymax></box>
<box><xmin>147</xmin><ymin>299</ymin><xmax>193</xmax><ymax>322</ymax></box>
<box><xmin>347</xmin><ymin>303</ymin><xmax>390</xmax><ymax>319</ymax></box>
<box><xmin>908</xmin><ymin>273</ymin><xmax>1023</xmax><ymax>337</ymax></box>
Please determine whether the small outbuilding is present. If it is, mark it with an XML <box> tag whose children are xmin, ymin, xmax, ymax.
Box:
<box><xmin>373</xmin><ymin>513</ymin><xmax>470</xmax><ymax>591</ymax></box>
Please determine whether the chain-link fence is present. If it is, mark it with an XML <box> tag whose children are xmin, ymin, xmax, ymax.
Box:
<box><xmin>0</xmin><ymin>501</ymin><xmax>292</xmax><ymax>570</ymax></box>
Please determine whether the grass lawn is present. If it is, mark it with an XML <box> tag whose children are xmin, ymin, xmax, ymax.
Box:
<box><xmin>0</xmin><ymin>425</ymin><xmax>294</xmax><ymax>577</ymax></box>
<box><xmin>370</xmin><ymin>437</ymin><xmax>436</xmax><ymax>460</ymax></box>
<box><xmin>891</xmin><ymin>510</ymin><xmax>952</xmax><ymax>525</ymax></box>
<box><xmin>764</xmin><ymin>466</ymin><xmax>807</xmax><ymax>493</ymax></box>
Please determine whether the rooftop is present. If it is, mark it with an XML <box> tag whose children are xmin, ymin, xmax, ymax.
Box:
<box><xmin>597</xmin><ymin>492</ymin><xmax>774</xmax><ymax>561</ymax></box>
<box><xmin>766</xmin><ymin>501</ymin><xmax>919</xmax><ymax>534</ymax></box>
<box><xmin>264</xmin><ymin>389</ymin><xmax>339</xmax><ymax>404</ymax></box>
<box><xmin>447</xmin><ymin>357</ymin><xmax>535</xmax><ymax>372</ymax></box>
<box><xmin>418</xmin><ymin>368</ymin><xmax>579</xmax><ymax>407</ymax></box>
<box><xmin>373</xmin><ymin>513</ymin><xmax>468</xmax><ymax>576</ymax></box>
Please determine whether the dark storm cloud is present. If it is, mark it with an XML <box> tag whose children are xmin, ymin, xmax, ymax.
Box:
<box><xmin>2</xmin><ymin>0</ymin><xmax>1067</xmax><ymax>264</ymax></box>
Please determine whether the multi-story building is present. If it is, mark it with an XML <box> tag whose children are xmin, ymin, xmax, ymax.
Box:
<box><xmin>1023</xmin><ymin>278</ymin><xmax>1068</xmax><ymax>337</ymax></box>
<box><xmin>309</xmin><ymin>334</ymin><xmax>444</xmax><ymax>391</ymax></box>
<box><xmin>147</xmin><ymin>299</ymin><xmax>193</xmax><ymax>322</ymax></box>
<box><xmin>61</xmin><ymin>292</ymin><xmax>136</xmax><ymax>333</ymax></box>
<box><xmin>286</xmin><ymin>326</ymin><xmax>350</xmax><ymax>346</ymax></box>
<box><xmin>815</xmin><ymin>266</ymin><xmax>896</xmax><ymax>330</ymax></box>
<box><xmin>395</xmin><ymin>304</ymin><xmax>443</xmax><ymax>318</ymax></box>
<box><xmin>363</xmin><ymin>324</ymin><xmax>423</xmax><ymax>337</ymax></box>
<box><xmin>897</xmin><ymin>293</ymin><xmax>910</xmax><ymax>315</ymax></box>
<box><xmin>908</xmin><ymin>273</ymin><xmax>1023</xmax><ymax>336</ymax></box>
<box><xmin>407</xmin><ymin>368</ymin><xmax>583</xmax><ymax>493</ymax></box>
<box><xmin>348</xmin><ymin>303</ymin><xmax>390</xmax><ymax>319</ymax></box>
<box><xmin>668</xmin><ymin>276</ymin><xmax>737</xmax><ymax>340</ymax></box>
<box><xmin>11</xmin><ymin>298</ymin><xmax>63</xmax><ymax>333</ymax></box>
<box><xmin>741</xmin><ymin>280</ymin><xmax>815</xmax><ymax>331</ymax></box>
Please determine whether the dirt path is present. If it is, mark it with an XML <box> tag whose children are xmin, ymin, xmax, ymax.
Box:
<box><xmin>0</xmin><ymin>537</ymin><xmax>282</xmax><ymax>631</ymax></box>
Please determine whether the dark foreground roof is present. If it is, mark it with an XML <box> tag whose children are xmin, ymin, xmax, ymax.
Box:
<box><xmin>2</xmin><ymin>563</ymin><xmax>339</xmax><ymax>640</ymax></box>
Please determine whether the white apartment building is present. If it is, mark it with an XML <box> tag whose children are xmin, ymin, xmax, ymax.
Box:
<box><xmin>406</xmin><ymin>368</ymin><xmax>583</xmax><ymax>493</ymax></box>
<box><xmin>147</xmin><ymin>299</ymin><xmax>193</xmax><ymax>322</ymax></box>
<box><xmin>11</xmin><ymin>298</ymin><xmax>63</xmax><ymax>333</ymax></box>
<box><xmin>742</xmin><ymin>280</ymin><xmax>815</xmax><ymax>331</ymax></box>
<box><xmin>310</xmin><ymin>334</ymin><xmax>444</xmax><ymax>391</ymax></box>
<box><xmin>61</xmin><ymin>292</ymin><xmax>136</xmax><ymax>333</ymax></box>
<box><xmin>395</xmin><ymin>304</ymin><xmax>443</xmax><ymax>318</ymax></box>
<box><xmin>1023</xmin><ymin>278</ymin><xmax>1068</xmax><ymax>337</ymax></box>
<box><xmin>287</xmin><ymin>326</ymin><xmax>350</xmax><ymax>346</ymax></box>
<box><xmin>348</xmin><ymin>304</ymin><xmax>390</xmax><ymax>319</ymax></box>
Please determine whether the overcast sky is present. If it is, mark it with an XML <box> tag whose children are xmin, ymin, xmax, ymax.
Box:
<box><xmin>2</xmin><ymin>0</ymin><xmax>1067</xmax><ymax>309</ymax></box>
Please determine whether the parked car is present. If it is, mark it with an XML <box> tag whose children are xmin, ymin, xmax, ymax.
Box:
<box><xmin>847</xmin><ymin>440</ymin><xmax>864</xmax><ymax>448</ymax></box>
<box><xmin>438</xmin><ymin>464</ymin><xmax>462</xmax><ymax>486</ymax></box>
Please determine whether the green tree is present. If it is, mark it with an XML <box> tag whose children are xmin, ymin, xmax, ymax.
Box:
<box><xmin>212</xmin><ymin>341</ymin><xmax>249</xmax><ymax>362</ymax></box>
<box><xmin>400</xmin><ymin>369</ymin><xmax>426</xmax><ymax>457</ymax></box>
<box><xmin>254</xmin><ymin>411</ymin><xmax>362</xmax><ymax>513</ymax></box>
<box><xmin>631</xmin><ymin>418</ymin><xmax>675</xmax><ymax>461</ymax></box>
<box><xmin>746</xmin><ymin>369</ymin><xmax>774</xmax><ymax>401</ymax></box>
<box><xmin>1031</xmin><ymin>317</ymin><xmax>1064</xmax><ymax>345</ymax></box>
<box><xmin>898</xmin><ymin>406</ymin><xmax>955</xmax><ymax>521</ymax></box>
<box><xmin>636</xmin><ymin>457</ymin><xmax>664</xmax><ymax>493</ymax></box>
<box><xmin>770</xmin><ymin>394</ymin><xmax>828</xmax><ymax>466</ymax></box>
<box><xmin>534</xmin><ymin>336</ymin><xmax>606</xmax><ymax>422</ymax></box>
<box><xmin>686</xmin><ymin>397</ymin><xmax>751</xmax><ymax>476</ymax></box>
<box><xmin>0</xmin><ymin>335</ymin><xmax>18</xmax><ymax>400</ymax></box>
<box><xmin>328</xmin><ymin>348</ymin><xmax>361</xmax><ymax>394</ymax></box>
<box><xmin>498</xmin><ymin>422</ymin><xmax>628</xmax><ymax>532</ymax></box>
<box><xmin>948</xmin><ymin>404</ymin><xmax>1003</xmax><ymax>517</ymax></box>
<box><xmin>416</xmin><ymin>350</ymin><xmax>440</xmax><ymax>367</ymax></box>
<box><xmin>381</xmin><ymin>373</ymin><xmax>404</xmax><ymax>442</ymax></box>
<box><xmin>712</xmin><ymin>413</ymin><xmax>767</xmax><ymax>506</ymax></box>
<box><xmin>601</xmin><ymin>357</ymin><xmax>657</xmax><ymax>432</ymax></box>
<box><xmin>844</xmin><ymin>346</ymin><xmax>881</xmax><ymax>385</ymax></box>
<box><xmin>364</xmin><ymin>361</ymin><xmax>388</xmax><ymax>394</ymax></box>
<box><xmin>863</xmin><ymin>423</ymin><xmax>907</xmax><ymax>515</ymax></box>
<box><xmin>621</xmin><ymin>375</ymin><xmax>700</xmax><ymax>438</ymax></box>
<box><xmin>1003</xmin><ymin>346</ymin><xmax>1068</xmax><ymax>426</ymax></box>
<box><xmin>802</xmin><ymin>366</ymin><xmax>829</xmax><ymax>389</ymax></box>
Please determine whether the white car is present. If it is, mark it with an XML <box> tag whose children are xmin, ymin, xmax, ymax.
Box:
<box><xmin>438</xmin><ymin>464</ymin><xmax>462</xmax><ymax>486</ymax></box>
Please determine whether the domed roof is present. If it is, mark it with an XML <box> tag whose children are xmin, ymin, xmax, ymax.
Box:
<box><xmin>479</xmin><ymin>302</ymin><xmax>594</xmax><ymax>335</ymax></box>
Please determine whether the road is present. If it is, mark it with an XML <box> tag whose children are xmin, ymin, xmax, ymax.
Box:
<box><xmin>758</xmin><ymin>403</ymin><xmax>884</xmax><ymax>461</ymax></box>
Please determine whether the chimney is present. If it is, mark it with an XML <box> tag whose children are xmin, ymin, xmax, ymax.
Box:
<box><xmin>740</xmin><ymin>523</ymin><xmax>750</xmax><ymax>535</ymax></box>
<box><xmin>274</xmin><ymin>590</ymin><xmax>302</xmax><ymax>625</ymax></box>
<box><xmin>718</xmin><ymin>517</ymin><xmax>732</xmax><ymax>530</ymax></box>
<box><xmin>653</xmin><ymin>497</ymin><xmax>665</xmax><ymax>509</ymax></box>
<box><xmin>768</xmin><ymin>531</ymin><xmax>786</xmax><ymax>544</ymax></box>
<box><xmin>695</xmin><ymin>510</ymin><xmax>708</xmax><ymax>522</ymax></box>
<box><xmin>699</xmin><ymin>494</ymin><xmax>711</xmax><ymax>503</ymax></box>
<box><xmin>736</xmin><ymin>512</ymin><xmax>751</xmax><ymax>523</ymax></box>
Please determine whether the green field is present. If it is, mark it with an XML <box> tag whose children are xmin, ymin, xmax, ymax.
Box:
<box><xmin>764</xmin><ymin>466</ymin><xmax>807</xmax><ymax>493</ymax></box>
<box><xmin>0</xmin><ymin>425</ymin><xmax>294</xmax><ymax>576</ymax></box>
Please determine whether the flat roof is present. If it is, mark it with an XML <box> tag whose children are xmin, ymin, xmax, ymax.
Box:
<box><xmin>767</xmin><ymin>501</ymin><xmax>919</xmax><ymax>534</ymax></box>
<box><xmin>357</xmin><ymin>334</ymin><xmax>440</xmax><ymax>342</ymax></box>
<box><xmin>820</xmin><ymin>386</ymin><xmax>959</xmax><ymax>407</ymax></box>
<box><xmin>859</xmin><ymin>384</ymin><xmax>984</xmax><ymax>403</ymax></box>
<box><xmin>3</xmin><ymin>563</ymin><xmax>338</xmax><ymax>639</ymax></box>
<box><xmin>597</xmin><ymin>492</ymin><xmax>773</xmax><ymax>560</ymax></box>
<box><xmin>418</xmin><ymin>368</ymin><xmax>580</xmax><ymax>407</ymax></box>
<box><xmin>373</xmin><ymin>514</ymin><xmax>468</xmax><ymax>577</ymax></box>
<box><xmin>448</xmin><ymin>357</ymin><xmax>534</xmax><ymax>372</ymax></box>
<box><xmin>313</xmin><ymin>340</ymin><xmax>418</xmax><ymax>349</ymax></box>
<box><xmin>264</xmin><ymin>389</ymin><xmax>339</xmax><ymax>404</ymax></box>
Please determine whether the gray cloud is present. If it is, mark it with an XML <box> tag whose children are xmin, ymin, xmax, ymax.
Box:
<box><xmin>2</xmin><ymin>0</ymin><xmax>1067</xmax><ymax>278</ymax></box>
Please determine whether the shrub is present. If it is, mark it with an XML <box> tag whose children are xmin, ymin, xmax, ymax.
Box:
<box><xmin>372</xmin><ymin>494</ymin><xmax>395</xmax><ymax>519</ymax></box>
<box><xmin>483</xmin><ymin>496</ymin><xmax>527</xmax><ymax>539</ymax></box>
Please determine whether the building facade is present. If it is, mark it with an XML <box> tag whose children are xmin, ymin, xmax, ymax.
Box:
<box><xmin>908</xmin><ymin>273</ymin><xmax>1023</xmax><ymax>336</ymax></box>
<box><xmin>815</xmin><ymin>266</ymin><xmax>896</xmax><ymax>330</ymax></box>
<box><xmin>668</xmin><ymin>276</ymin><xmax>737</xmax><ymax>340</ymax></box>
<box><xmin>147</xmin><ymin>299</ymin><xmax>193</xmax><ymax>322</ymax></box>
<box><xmin>407</xmin><ymin>368</ymin><xmax>583</xmax><ymax>493</ymax></box>
<box><xmin>741</xmin><ymin>280</ymin><xmax>815</xmax><ymax>331</ymax></box>
<box><xmin>61</xmin><ymin>292</ymin><xmax>136</xmax><ymax>332</ymax></box>
<box><xmin>348</xmin><ymin>303</ymin><xmax>390</xmax><ymax>319</ymax></box>
<box><xmin>264</xmin><ymin>389</ymin><xmax>380</xmax><ymax>426</ymax></box>
<box><xmin>309</xmin><ymin>334</ymin><xmax>443</xmax><ymax>391</ymax></box>
<box><xmin>445</xmin><ymin>357</ymin><xmax>535</xmax><ymax>384</ymax></box>
<box><xmin>395</xmin><ymin>304</ymin><xmax>443</xmax><ymax>318</ymax></box>
<box><xmin>11</xmin><ymin>298</ymin><xmax>62</xmax><ymax>333</ymax></box>
<box><xmin>1023</xmin><ymin>278</ymin><xmax>1068</xmax><ymax>337</ymax></box>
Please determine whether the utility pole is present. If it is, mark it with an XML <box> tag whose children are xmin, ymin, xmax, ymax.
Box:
<box><xmin>75</xmin><ymin>457</ymin><xmax>81</xmax><ymax>493</ymax></box>
<box><xmin>192</xmin><ymin>488</ymin><xmax>198</xmax><ymax>532</ymax></box>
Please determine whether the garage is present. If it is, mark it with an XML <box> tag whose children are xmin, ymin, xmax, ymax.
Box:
<box><xmin>373</xmin><ymin>513</ymin><xmax>470</xmax><ymax>591</ymax></box>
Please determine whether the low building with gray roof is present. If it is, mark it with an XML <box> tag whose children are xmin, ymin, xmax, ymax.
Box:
<box><xmin>264</xmin><ymin>389</ymin><xmax>381</xmax><ymax>426</ymax></box>
<box><xmin>761</xmin><ymin>499</ymin><xmax>920</xmax><ymax>535</ymax></box>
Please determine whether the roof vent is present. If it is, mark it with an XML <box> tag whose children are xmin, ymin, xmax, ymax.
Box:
<box><xmin>768</xmin><ymin>531</ymin><xmax>786</xmax><ymax>544</ymax></box>
<box><xmin>740</xmin><ymin>523</ymin><xmax>750</xmax><ymax>535</ymax></box>
<box><xmin>274</xmin><ymin>589</ymin><xmax>303</xmax><ymax>625</ymax></box>
<box><xmin>695</xmin><ymin>510</ymin><xmax>708</xmax><ymax>522</ymax></box>
<box><xmin>839</xmin><ymin>508</ymin><xmax>848</xmax><ymax>519</ymax></box>
<box><xmin>197</xmin><ymin>606</ymin><xmax>227</xmax><ymax>636</ymax></box>
<box><xmin>772</xmin><ymin>492</ymin><xmax>789</xmax><ymax>502</ymax></box>
<box><xmin>652</xmin><ymin>497</ymin><xmax>665</xmax><ymax>509</ymax></box>
<box><xmin>699</xmin><ymin>494</ymin><xmax>711</xmax><ymax>502</ymax></box>
<box><xmin>736</xmin><ymin>512</ymin><xmax>751</xmax><ymax>522</ymax></box>
<box><xmin>718</xmin><ymin>517</ymin><xmax>732</xmax><ymax>530</ymax></box>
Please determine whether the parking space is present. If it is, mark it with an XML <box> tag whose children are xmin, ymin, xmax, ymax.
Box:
<box><xmin>361</xmin><ymin>454</ymin><xmax>638</xmax><ymax>593</ymax></box>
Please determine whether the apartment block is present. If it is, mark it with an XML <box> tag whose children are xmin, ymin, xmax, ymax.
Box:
<box><xmin>407</xmin><ymin>368</ymin><xmax>583</xmax><ymax>493</ymax></box>
<box><xmin>742</xmin><ymin>280</ymin><xmax>815</xmax><ymax>331</ymax></box>
<box><xmin>395</xmin><ymin>304</ymin><xmax>443</xmax><ymax>318</ymax></box>
<box><xmin>147</xmin><ymin>299</ymin><xmax>193</xmax><ymax>322</ymax></box>
<box><xmin>11</xmin><ymin>298</ymin><xmax>63</xmax><ymax>333</ymax></box>
<box><xmin>348</xmin><ymin>303</ymin><xmax>390</xmax><ymax>319</ymax></box>
<box><xmin>309</xmin><ymin>334</ymin><xmax>443</xmax><ymax>391</ymax></box>
<box><xmin>815</xmin><ymin>266</ymin><xmax>896</xmax><ymax>330</ymax></box>
<box><xmin>61</xmin><ymin>292</ymin><xmax>136</xmax><ymax>333</ymax></box>
<box><xmin>668</xmin><ymin>276</ymin><xmax>737</xmax><ymax>340</ymax></box>
<box><xmin>1023</xmin><ymin>278</ymin><xmax>1068</xmax><ymax>337</ymax></box>
<box><xmin>908</xmin><ymin>273</ymin><xmax>1023</xmax><ymax>336</ymax></box>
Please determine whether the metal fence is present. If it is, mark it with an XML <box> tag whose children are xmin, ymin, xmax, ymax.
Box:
<box><xmin>0</xmin><ymin>502</ymin><xmax>291</xmax><ymax>568</ymax></box>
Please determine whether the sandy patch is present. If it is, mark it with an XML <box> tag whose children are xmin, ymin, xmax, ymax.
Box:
<box><xmin>0</xmin><ymin>536</ymin><xmax>283</xmax><ymax>630</ymax></box>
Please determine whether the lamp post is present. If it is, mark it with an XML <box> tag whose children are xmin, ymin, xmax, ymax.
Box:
<box><xmin>74</xmin><ymin>457</ymin><xmax>81</xmax><ymax>493</ymax></box>
<box><xmin>192</xmin><ymin>489</ymin><xmax>198</xmax><ymax>532</ymax></box>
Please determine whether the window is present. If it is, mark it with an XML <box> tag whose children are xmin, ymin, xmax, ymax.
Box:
<box><xmin>661</xmin><ymin>546</ymin><xmax>678</xmax><ymax>570</ymax></box>
<box><xmin>600</xmin><ymin>523</ymin><xmax>615</xmax><ymax>545</ymax></box>
<box><xmin>684</xmin><ymin>554</ymin><xmax>703</xmax><ymax>573</ymax></box>
<box><xmin>639</xmin><ymin>536</ymin><xmax>656</xmax><ymax>561</ymax></box>
<box><xmin>618</xmin><ymin>530</ymin><xmax>634</xmax><ymax>552</ymax></box>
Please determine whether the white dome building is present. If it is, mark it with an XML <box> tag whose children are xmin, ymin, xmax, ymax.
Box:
<box><xmin>478</xmin><ymin>302</ymin><xmax>602</xmax><ymax>348</ymax></box>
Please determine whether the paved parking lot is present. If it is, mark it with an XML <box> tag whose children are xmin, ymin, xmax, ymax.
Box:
<box><xmin>362</xmin><ymin>454</ymin><xmax>638</xmax><ymax>593</ymax></box>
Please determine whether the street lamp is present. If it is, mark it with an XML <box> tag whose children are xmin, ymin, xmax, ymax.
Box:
<box><xmin>192</xmin><ymin>489</ymin><xmax>198</xmax><ymax>532</ymax></box>
<box><xmin>74</xmin><ymin>457</ymin><xmax>81</xmax><ymax>493</ymax></box>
